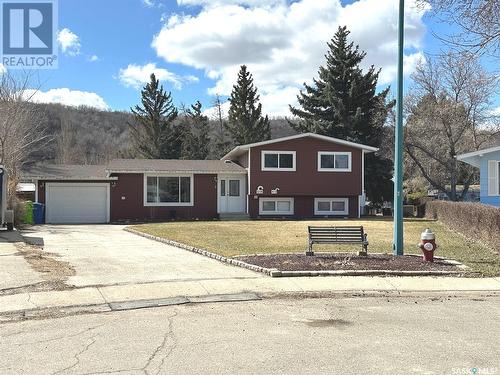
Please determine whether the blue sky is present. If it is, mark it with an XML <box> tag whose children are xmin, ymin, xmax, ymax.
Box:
<box><xmin>10</xmin><ymin>0</ymin><xmax>499</xmax><ymax>116</ymax></box>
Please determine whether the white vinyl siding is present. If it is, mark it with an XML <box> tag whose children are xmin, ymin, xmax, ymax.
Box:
<box><xmin>488</xmin><ymin>160</ymin><xmax>500</xmax><ymax>196</ymax></box>
<box><xmin>259</xmin><ymin>197</ymin><xmax>294</xmax><ymax>215</ymax></box>
<box><xmin>261</xmin><ymin>151</ymin><xmax>296</xmax><ymax>171</ymax></box>
<box><xmin>318</xmin><ymin>152</ymin><xmax>352</xmax><ymax>172</ymax></box>
<box><xmin>314</xmin><ymin>198</ymin><xmax>349</xmax><ymax>215</ymax></box>
<box><xmin>144</xmin><ymin>174</ymin><xmax>194</xmax><ymax>206</ymax></box>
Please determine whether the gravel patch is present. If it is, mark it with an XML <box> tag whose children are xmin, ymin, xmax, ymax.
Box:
<box><xmin>237</xmin><ymin>253</ymin><xmax>461</xmax><ymax>272</ymax></box>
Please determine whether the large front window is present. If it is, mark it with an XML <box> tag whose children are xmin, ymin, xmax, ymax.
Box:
<box><xmin>146</xmin><ymin>176</ymin><xmax>192</xmax><ymax>205</ymax></box>
<box><xmin>261</xmin><ymin>151</ymin><xmax>296</xmax><ymax>171</ymax></box>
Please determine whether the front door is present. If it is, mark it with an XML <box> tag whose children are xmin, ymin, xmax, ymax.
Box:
<box><xmin>218</xmin><ymin>175</ymin><xmax>246</xmax><ymax>213</ymax></box>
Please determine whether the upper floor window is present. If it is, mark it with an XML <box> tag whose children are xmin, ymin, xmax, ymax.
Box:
<box><xmin>145</xmin><ymin>175</ymin><xmax>193</xmax><ymax>206</ymax></box>
<box><xmin>318</xmin><ymin>152</ymin><xmax>352</xmax><ymax>172</ymax></box>
<box><xmin>261</xmin><ymin>151</ymin><xmax>296</xmax><ymax>171</ymax></box>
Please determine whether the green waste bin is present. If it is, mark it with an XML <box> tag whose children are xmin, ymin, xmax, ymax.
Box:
<box><xmin>23</xmin><ymin>201</ymin><xmax>34</xmax><ymax>225</ymax></box>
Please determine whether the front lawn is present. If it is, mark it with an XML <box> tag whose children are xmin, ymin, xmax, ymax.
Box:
<box><xmin>130</xmin><ymin>218</ymin><xmax>500</xmax><ymax>277</ymax></box>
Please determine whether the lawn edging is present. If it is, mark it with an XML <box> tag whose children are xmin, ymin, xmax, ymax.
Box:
<box><xmin>124</xmin><ymin>227</ymin><xmax>467</xmax><ymax>278</ymax></box>
<box><xmin>124</xmin><ymin>227</ymin><xmax>278</xmax><ymax>276</ymax></box>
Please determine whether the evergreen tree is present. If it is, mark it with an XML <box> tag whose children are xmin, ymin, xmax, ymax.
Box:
<box><xmin>129</xmin><ymin>73</ymin><xmax>181</xmax><ymax>159</ymax></box>
<box><xmin>180</xmin><ymin>101</ymin><xmax>211</xmax><ymax>160</ymax></box>
<box><xmin>226</xmin><ymin>65</ymin><xmax>271</xmax><ymax>145</ymax></box>
<box><xmin>289</xmin><ymin>26</ymin><xmax>394</xmax><ymax>205</ymax></box>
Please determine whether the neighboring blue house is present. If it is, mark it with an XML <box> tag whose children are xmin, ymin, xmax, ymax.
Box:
<box><xmin>457</xmin><ymin>145</ymin><xmax>500</xmax><ymax>207</ymax></box>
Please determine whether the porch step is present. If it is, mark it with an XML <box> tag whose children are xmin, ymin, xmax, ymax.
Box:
<box><xmin>219</xmin><ymin>213</ymin><xmax>250</xmax><ymax>221</ymax></box>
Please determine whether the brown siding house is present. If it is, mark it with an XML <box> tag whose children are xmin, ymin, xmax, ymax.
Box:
<box><xmin>224</xmin><ymin>133</ymin><xmax>377</xmax><ymax>219</ymax></box>
<box><xmin>22</xmin><ymin>133</ymin><xmax>379</xmax><ymax>223</ymax></box>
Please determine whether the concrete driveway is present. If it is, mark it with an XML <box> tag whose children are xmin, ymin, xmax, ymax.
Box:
<box><xmin>25</xmin><ymin>225</ymin><xmax>261</xmax><ymax>287</ymax></box>
<box><xmin>0</xmin><ymin>230</ymin><xmax>43</xmax><ymax>290</ymax></box>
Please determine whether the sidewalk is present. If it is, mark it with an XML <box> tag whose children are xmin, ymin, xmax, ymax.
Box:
<box><xmin>1</xmin><ymin>276</ymin><xmax>500</xmax><ymax>315</ymax></box>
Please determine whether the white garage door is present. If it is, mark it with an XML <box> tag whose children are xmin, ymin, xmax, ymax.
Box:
<box><xmin>45</xmin><ymin>183</ymin><xmax>109</xmax><ymax>224</ymax></box>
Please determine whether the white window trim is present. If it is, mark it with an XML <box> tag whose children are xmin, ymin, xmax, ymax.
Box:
<box><xmin>143</xmin><ymin>173</ymin><xmax>194</xmax><ymax>207</ymax></box>
<box><xmin>314</xmin><ymin>198</ymin><xmax>349</xmax><ymax>215</ymax></box>
<box><xmin>317</xmin><ymin>151</ymin><xmax>352</xmax><ymax>172</ymax></box>
<box><xmin>261</xmin><ymin>151</ymin><xmax>296</xmax><ymax>171</ymax></box>
<box><xmin>259</xmin><ymin>197</ymin><xmax>294</xmax><ymax>215</ymax></box>
<box><xmin>488</xmin><ymin>160</ymin><xmax>500</xmax><ymax>196</ymax></box>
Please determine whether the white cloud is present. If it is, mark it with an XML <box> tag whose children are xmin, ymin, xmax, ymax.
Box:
<box><xmin>154</xmin><ymin>0</ymin><xmax>428</xmax><ymax>116</ymax></box>
<box><xmin>142</xmin><ymin>0</ymin><xmax>164</xmax><ymax>8</ymax></box>
<box><xmin>177</xmin><ymin>0</ymin><xmax>285</xmax><ymax>6</ymax></box>
<box><xmin>88</xmin><ymin>55</ymin><xmax>100</xmax><ymax>62</ymax></box>
<box><xmin>490</xmin><ymin>106</ymin><xmax>500</xmax><ymax>116</ymax></box>
<box><xmin>57</xmin><ymin>28</ymin><xmax>81</xmax><ymax>56</ymax></box>
<box><xmin>0</xmin><ymin>63</ymin><xmax>5</xmax><ymax>74</ymax></box>
<box><xmin>118</xmin><ymin>62</ymin><xmax>198</xmax><ymax>90</ymax></box>
<box><xmin>23</xmin><ymin>88</ymin><xmax>109</xmax><ymax>110</ymax></box>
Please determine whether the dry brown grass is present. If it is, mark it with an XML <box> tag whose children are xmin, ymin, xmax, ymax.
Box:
<box><xmin>131</xmin><ymin>218</ymin><xmax>500</xmax><ymax>276</ymax></box>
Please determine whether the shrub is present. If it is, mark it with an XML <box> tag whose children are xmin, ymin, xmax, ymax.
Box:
<box><xmin>426</xmin><ymin>201</ymin><xmax>500</xmax><ymax>252</ymax></box>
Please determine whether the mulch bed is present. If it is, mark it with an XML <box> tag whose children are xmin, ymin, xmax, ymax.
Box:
<box><xmin>236</xmin><ymin>253</ymin><xmax>460</xmax><ymax>272</ymax></box>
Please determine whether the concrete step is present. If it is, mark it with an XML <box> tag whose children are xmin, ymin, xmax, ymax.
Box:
<box><xmin>219</xmin><ymin>213</ymin><xmax>250</xmax><ymax>221</ymax></box>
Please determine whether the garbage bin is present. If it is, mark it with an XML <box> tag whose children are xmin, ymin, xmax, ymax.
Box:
<box><xmin>23</xmin><ymin>201</ymin><xmax>34</xmax><ymax>224</ymax></box>
<box><xmin>33</xmin><ymin>203</ymin><xmax>45</xmax><ymax>224</ymax></box>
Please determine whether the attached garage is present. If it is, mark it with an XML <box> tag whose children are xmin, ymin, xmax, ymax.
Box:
<box><xmin>45</xmin><ymin>183</ymin><xmax>110</xmax><ymax>224</ymax></box>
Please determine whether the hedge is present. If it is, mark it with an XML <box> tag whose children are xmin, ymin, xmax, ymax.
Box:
<box><xmin>426</xmin><ymin>201</ymin><xmax>500</xmax><ymax>252</ymax></box>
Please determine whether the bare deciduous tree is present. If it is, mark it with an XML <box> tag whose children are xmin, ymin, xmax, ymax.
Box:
<box><xmin>0</xmin><ymin>71</ymin><xmax>51</xmax><ymax>206</ymax></box>
<box><xmin>417</xmin><ymin>0</ymin><xmax>500</xmax><ymax>56</ymax></box>
<box><xmin>404</xmin><ymin>53</ymin><xmax>499</xmax><ymax>201</ymax></box>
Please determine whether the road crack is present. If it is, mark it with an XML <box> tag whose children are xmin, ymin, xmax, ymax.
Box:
<box><xmin>142</xmin><ymin>311</ymin><xmax>178</xmax><ymax>375</ymax></box>
<box><xmin>52</xmin><ymin>335</ymin><xmax>98</xmax><ymax>375</ymax></box>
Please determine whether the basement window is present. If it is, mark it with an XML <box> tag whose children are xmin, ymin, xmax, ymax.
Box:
<box><xmin>314</xmin><ymin>198</ymin><xmax>349</xmax><ymax>215</ymax></box>
<box><xmin>259</xmin><ymin>198</ymin><xmax>294</xmax><ymax>215</ymax></box>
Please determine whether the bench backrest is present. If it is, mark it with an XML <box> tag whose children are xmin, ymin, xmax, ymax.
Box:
<box><xmin>308</xmin><ymin>226</ymin><xmax>364</xmax><ymax>243</ymax></box>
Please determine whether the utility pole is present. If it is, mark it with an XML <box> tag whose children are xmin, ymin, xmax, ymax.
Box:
<box><xmin>393</xmin><ymin>0</ymin><xmax>405</xmax><ymax>255</ymax></box>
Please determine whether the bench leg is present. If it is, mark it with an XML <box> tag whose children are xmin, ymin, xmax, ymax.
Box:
<box><xmin>306</xmin><ymin>241</ymin><xmax>314</xmax><ymax>256</ymax></box>
<box><xmin>358</xmin><ymin>243</ymin><xmax>368</xmax><ymax>256</ymax></box>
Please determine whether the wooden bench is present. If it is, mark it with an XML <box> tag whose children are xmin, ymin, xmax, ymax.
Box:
<box><xmin>307</xmin><ymin>226</ymin><xmax>368</xmax><ymax>256</ymax></box>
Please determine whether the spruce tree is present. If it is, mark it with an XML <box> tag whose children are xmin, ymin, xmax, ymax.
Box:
<box><xmin>226</xmin><ymin>65</ymin><xmax>271</xmax><ymax>145</ymax></box>
<box><xmin>180</xmin><ymin>101</ymin><xmax>211</xmax><ymax>160</ymax></box>
<box><xmin>129</xmin><ymin>73</ymin><xmax>181</xmax><ymax>159</ymax></box>
<box><xmin>289</xmin><ymin>26</ymin><xmax>394</xmax><ymax>205</ymax></box>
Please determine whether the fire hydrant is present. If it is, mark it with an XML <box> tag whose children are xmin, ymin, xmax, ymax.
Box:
<box><xmin>418</xmin><ymin>228</ymin><xmax>437</xmax><ymax>262</ymax></box>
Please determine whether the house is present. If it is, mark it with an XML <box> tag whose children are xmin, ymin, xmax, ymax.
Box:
<box><xmin>22</xmin><ymin>133</ymin><xmax>378</xmax><ymax>224</ymax></box>
<box><xmin>457</xmin><ymin>145</ymin><xmax>500</xmax><ymax>207</ymax></box>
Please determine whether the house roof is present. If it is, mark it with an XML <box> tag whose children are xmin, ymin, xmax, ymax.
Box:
<box><xmin>106</xmin><ymin>159</ymin><xmax>246</xmax><ymax>174</ymax></box>
<box><xmin>22</xmin><ymin>164</ymin><xmax>114</xmax><ymax>181</ymax></box>
<box><xmin>456</xmin><ymin>144</ymin><xmax>500</xmax><ymax>168</ymax></box>
<box><xmin>222</xmin><ymin>133</ymin><xmax>379</xmax><ymax>160</ymax></box>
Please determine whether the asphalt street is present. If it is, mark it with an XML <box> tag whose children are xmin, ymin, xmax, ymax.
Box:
<box><xmin>1</xmin><ymin>295</ymin><xmax>499</xmax><ymax>375</ymax></box>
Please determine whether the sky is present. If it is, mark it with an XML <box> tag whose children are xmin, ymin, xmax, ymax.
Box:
<box><xmin>4</xmin><ymin>0</ymin><xmax>499</xmax><ymax>117</ymax></box>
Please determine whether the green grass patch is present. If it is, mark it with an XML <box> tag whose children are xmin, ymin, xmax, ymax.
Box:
<box><xmin>130</xmin><ymin>218</ymin><xmax>500</xmax><ymax>277</ymax></box>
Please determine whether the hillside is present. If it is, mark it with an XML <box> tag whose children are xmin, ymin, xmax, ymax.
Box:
<box><xmin>28</xmin><ymin>103</ymin><xmax>297</xmax><ymax>166</ymax></box>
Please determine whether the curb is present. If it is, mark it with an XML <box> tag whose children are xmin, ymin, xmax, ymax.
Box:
<box><xmin>124</xmin><ymin>228</ymin><xmax>466</xmax><ymax>278</ymax></box>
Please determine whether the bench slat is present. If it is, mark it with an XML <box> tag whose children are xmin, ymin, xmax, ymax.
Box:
<box><xmin>307</xmin><ymin>225</ymin><xmax>368</xmax><ymax>255</ymax></box>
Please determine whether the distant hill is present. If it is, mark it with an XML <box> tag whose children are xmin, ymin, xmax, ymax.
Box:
<box><xmin>28</xmin><ymin>103</ymin><xmax>297</xmax><ymax>166</ymax></box>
